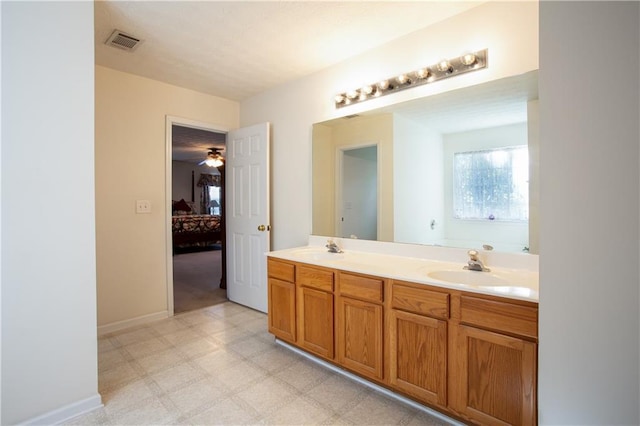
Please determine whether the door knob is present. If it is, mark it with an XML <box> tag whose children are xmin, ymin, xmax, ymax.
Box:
<box><xmin>258</xmin><ymin>224</ymin><xmax>266</xmax><ymax>232</ymax></box>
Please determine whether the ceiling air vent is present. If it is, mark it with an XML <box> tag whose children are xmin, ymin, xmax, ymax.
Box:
<box><xmin>105</xmin><ymin>30</ymin><xmax>142</xmax><ymax>52</ymax></box>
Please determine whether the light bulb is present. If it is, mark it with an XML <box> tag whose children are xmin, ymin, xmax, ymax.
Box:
<box><xmin>361</xmin><ymin>85</ymin><xmax>374</xmax><ymax>95</ymax></box>
<box><xmin>377</xmin><ymin>80</ymin><xmax>390</xmax><ymax>90</ymax></box>
<box><xmin>205</xmin><ymin>153</ymin><xmax>224</xmax><ymax>167</ymax></box>
<box><xmin>334</xmin><ymin>94</ymin><xmax>345</xmax><ymax>104</ymax></box>
<box><xmin>346</xmin><ymin>90</ymin><xmax>359</xmax><ymax>100</ymax></box>
<box><xmin>461</xmin><ymin>53</ymin><xmax>477</xmax><ymax>66</ymax></box>
<box><xmin>415</xmin><ymin>68</ymin><xmax>430</xmax><ymax>79</ymax></box>
<box><xmin>437</xmin><ymin>60</ymin><xmax>453</xmax><ymax>73</ymax></box>
<box><xmin>396</xmin><ymin>74</ymin><xmax>410</xmax><ymax>85</ymax></box>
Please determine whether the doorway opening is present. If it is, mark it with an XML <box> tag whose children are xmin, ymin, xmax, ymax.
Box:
<box><xmin>338</xmin><ymin>145</ymin><xmax>379</xmax><ymax>240</ymax></box>
<box><xmin>167</xmin><ymin>117</ymin><xmax>229</xmax><ymax>314</ymax></box>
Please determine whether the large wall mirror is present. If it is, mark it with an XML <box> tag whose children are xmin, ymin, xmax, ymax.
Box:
<box><xmin>312</xmin><ymin>70</ymin><xmax>539</xmax><ymax>254</ymax></box>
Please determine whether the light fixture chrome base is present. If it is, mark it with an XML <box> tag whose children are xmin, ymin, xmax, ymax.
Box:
<box><xmin>334</xmin><ymin>49</ymin><xmax>488</xmax><ymax>109</ymax></box>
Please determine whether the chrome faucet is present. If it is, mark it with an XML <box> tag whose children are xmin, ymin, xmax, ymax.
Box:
<box><xmin>325</xmin><ymin>239</ymin><xmax>343</xmax><ymax>253</ymax></box>
<box><xmin>464</xmin><ymin>249</ymin><xmax>490</xmax><ymax>272</ymax></box>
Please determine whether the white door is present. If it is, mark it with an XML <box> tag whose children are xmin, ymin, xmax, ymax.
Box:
<box><xmin>225</xmin><ymin>122</ymin><xmax>270</xmax><ymax>312</ymax></box>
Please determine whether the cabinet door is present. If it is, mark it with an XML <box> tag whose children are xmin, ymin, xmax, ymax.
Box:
<box><xmin>268</xmin><ymin>278</ymin><xmax>296</xmax><ymax>343</ymax></box>
<box><xmin>299</xmin><ymin>286</ymin><xmax>334</xmax><ymax>359</ymax></box>
<box><xmin>389</xmin><ymin>309</ymin><xmax>447</xmax><ymax>407</ymax></box>
<box><xmin>336</xmin><ymin>296</ymin><xmax>383</xmax><ymax>381</ymax></box>
<box><xmin>455</xmin><ymin>325</ymin><xmax>537</xmax><ymax>426</ymax></box>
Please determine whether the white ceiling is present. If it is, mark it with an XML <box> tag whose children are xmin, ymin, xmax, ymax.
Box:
<box><xmin>94</xmin><ymin>1</ymin><xmax>484</xmax><ymax>102</ymax></box>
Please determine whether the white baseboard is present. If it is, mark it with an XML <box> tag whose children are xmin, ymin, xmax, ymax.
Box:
<box><xmin>275</xmin><ymin>339</ymin><xmax>464</xmax><ymax>426</ymax></box>
<box><xmin>98</xmin><ymin>310</ymin><xmax>169</xmax><ymax>336</ymax></box>
<box><xmin>21</xmin><ymin>394</ymin><xmax>103</xmax><ymax>425</ymax></box>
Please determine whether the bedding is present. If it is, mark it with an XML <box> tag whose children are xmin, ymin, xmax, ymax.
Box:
<box><xmin>172</xmin><ymin>214</ymin><xmax>222</xmax><ymax>250</ymax></box>
<box><xmin>172</xmin><ymin>198</ymin><xmax>197</xmax><ymax>215</ymax></box>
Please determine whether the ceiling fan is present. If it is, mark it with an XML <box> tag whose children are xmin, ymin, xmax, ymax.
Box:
<box><xmin>198</xmin><ymin>148</ymin><xmax>225</xmax><ymax>167</ymax></box>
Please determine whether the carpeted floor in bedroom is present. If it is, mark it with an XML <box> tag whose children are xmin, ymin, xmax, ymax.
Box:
<box><xmin>173</xmin><ymin>248</ymin><xmax>227</xmax><ymax>313</ymax></box>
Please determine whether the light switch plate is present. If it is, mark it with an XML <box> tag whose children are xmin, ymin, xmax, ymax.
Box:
<box><xmin>136</xmin><ymin>200</ymin><xmax>151</xmax><ymax>214</ymax></box>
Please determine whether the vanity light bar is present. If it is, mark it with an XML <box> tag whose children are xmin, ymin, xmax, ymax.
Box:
<box><xmin>334</xmin><ymin>49</ymin><xmax>488</xmax><ymax>109</ymax></box>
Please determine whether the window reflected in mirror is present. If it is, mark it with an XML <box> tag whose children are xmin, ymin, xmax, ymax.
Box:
<box><xmin>312</xmin><ymin>70</ymin><xmax>539</xmax><ymax>254</ymax></box>
<box><xmin>453</xmin><ymin>146</ymin><xmax>529</xmax><ymax>221</ymax></box>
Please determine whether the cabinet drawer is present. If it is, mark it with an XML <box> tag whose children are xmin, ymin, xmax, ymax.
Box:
<box><xmin>338</xmin><ymin>272</ymin><xmax>383</xmax><ymax>303</ymax></box>
<box><xmin>392</xmin><ymin>282</ymin><xmax>449</xmax><ymax>319</ymax></box>
<box><xmin>297</xmin><ymin>265</ymin><xmax>334</xmax><ymax>292</ymax></box>
<box><xmin>268</xmin><ymin>258</ymin><xmax>295</xmax><ymax>282</ymax></box>
<box><xmin>460</xmin><ymin>295</ymin><xmax>538</xmax><ymax>340</ymax></box>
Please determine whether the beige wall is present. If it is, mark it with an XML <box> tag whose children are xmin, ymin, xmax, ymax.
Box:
<box><xmin>311</xmin><ymin>123</ymin><xmax>334</xmax><ymax>236</ymax></box>
<box><xmin>95</xmin><ymin>66</ymin><xmax>239</xmax><ymax>328</ymax></box>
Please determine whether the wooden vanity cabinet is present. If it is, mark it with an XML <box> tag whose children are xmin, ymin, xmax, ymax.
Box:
<box><xmin>267</xmin><ymin>257</ymin><xmax>539</xmax><ymax>426</ymax></box>
<box><xmin>336</xmin><ymin>271</ymin><xmax>385</xmax><ymax>382</ymax></box>
<box><xmin>267</xmin><ymin>258</ymin><xmax>297</xmax><ymax>343</ymax></box>
<box><xmin>389</xmin><ymin>281</ymin><xmax>449</xmax><ymax>408</ymax></box>
<box><xmin>450</xmin><ymin>294</ymin><xmax>538</xmax><ymax>426</ymax></box>
<box><xmin>296</xmin><ymin>264</ymin><xmax>335</xmax><ymax>360</ymax></box>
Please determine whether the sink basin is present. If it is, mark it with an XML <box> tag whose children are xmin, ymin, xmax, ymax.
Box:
<box><xmin>427</xmin><ymin>269</ymin><xmax>511</xmax><ymax>287</ymax></box>
<box><xmin>482</xmin><ymin>286</ymin><xmax>538</xmax><ymax>298</ymax></box>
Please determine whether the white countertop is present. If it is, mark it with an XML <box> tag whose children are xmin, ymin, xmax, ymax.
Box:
<box><xmin>267</xmin><ymin>240</ymin><xmax>539</xmax><ymax>303</ymax></box>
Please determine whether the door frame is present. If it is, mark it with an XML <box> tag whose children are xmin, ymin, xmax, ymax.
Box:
<box><xmin>335</xmin><ymin>142</ymin><xmax>380</xmax><ymax>239</ymax></box>
<box><xmin>165</xmin><ymin>115</ymin><xmax>229</xmax><ymax>316</ymax></box>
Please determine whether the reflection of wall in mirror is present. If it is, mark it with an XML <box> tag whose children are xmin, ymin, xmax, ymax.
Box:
<box><xmin>312</xmin><ymin>124</ymin><xmax>334</xmax><ymax>237</ymax></box>
<box><xmin>527</xmin><ymin>100</ymin><xmax>539</xmax><ymax>255</ymax></box>
<box><xmin>394</xmin><ymin>114</ymin><xmax>445</xmax><ymax>246</ymax></box>
<box><xmin>442</xmin><ymin>122</ymin><xmax>529</xmax><ymax>252</ymax></box>
<box><xmin>395</xmin><ymin>119</ymin><xmax>532</xmax><ymax>252</ymax></box>
<box><xmin>312</xmin><ymin>114</ymin><xmax>394</xmax><ymax>241</ymax></box>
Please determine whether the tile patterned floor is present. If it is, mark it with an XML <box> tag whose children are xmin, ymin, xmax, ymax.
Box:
<box><xmin>70</xmin><ymin>302</ymin><xmax>453</xmax><ymax>425</ymax></box>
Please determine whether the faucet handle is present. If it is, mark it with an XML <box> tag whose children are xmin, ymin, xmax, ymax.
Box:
<box><xmin>467</xmin><ymin>249</ymin><xmax>479</xmax><ymax>260</ymax></box>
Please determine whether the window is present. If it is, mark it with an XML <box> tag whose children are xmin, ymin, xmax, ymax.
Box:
<box><xmin>453</xmin><ymin>146</ymin><xmax>528</xmax><ymax>221</ymax></box>
<box><xmin>208</xmin><ymin>186</ymin><xmax>221</xmax><ymax>215</ymax></box>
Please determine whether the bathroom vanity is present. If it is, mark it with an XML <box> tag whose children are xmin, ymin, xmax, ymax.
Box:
<box><xmin>267</xmin><ymin>239</ymin><xmax>538</xmax><ymax>426</ymax></box>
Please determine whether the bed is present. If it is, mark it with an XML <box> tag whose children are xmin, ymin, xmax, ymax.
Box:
<box><xmin>172</xmin><ymin>214</ymin><xmax>222</xmax><ymax>251</ymax></box>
